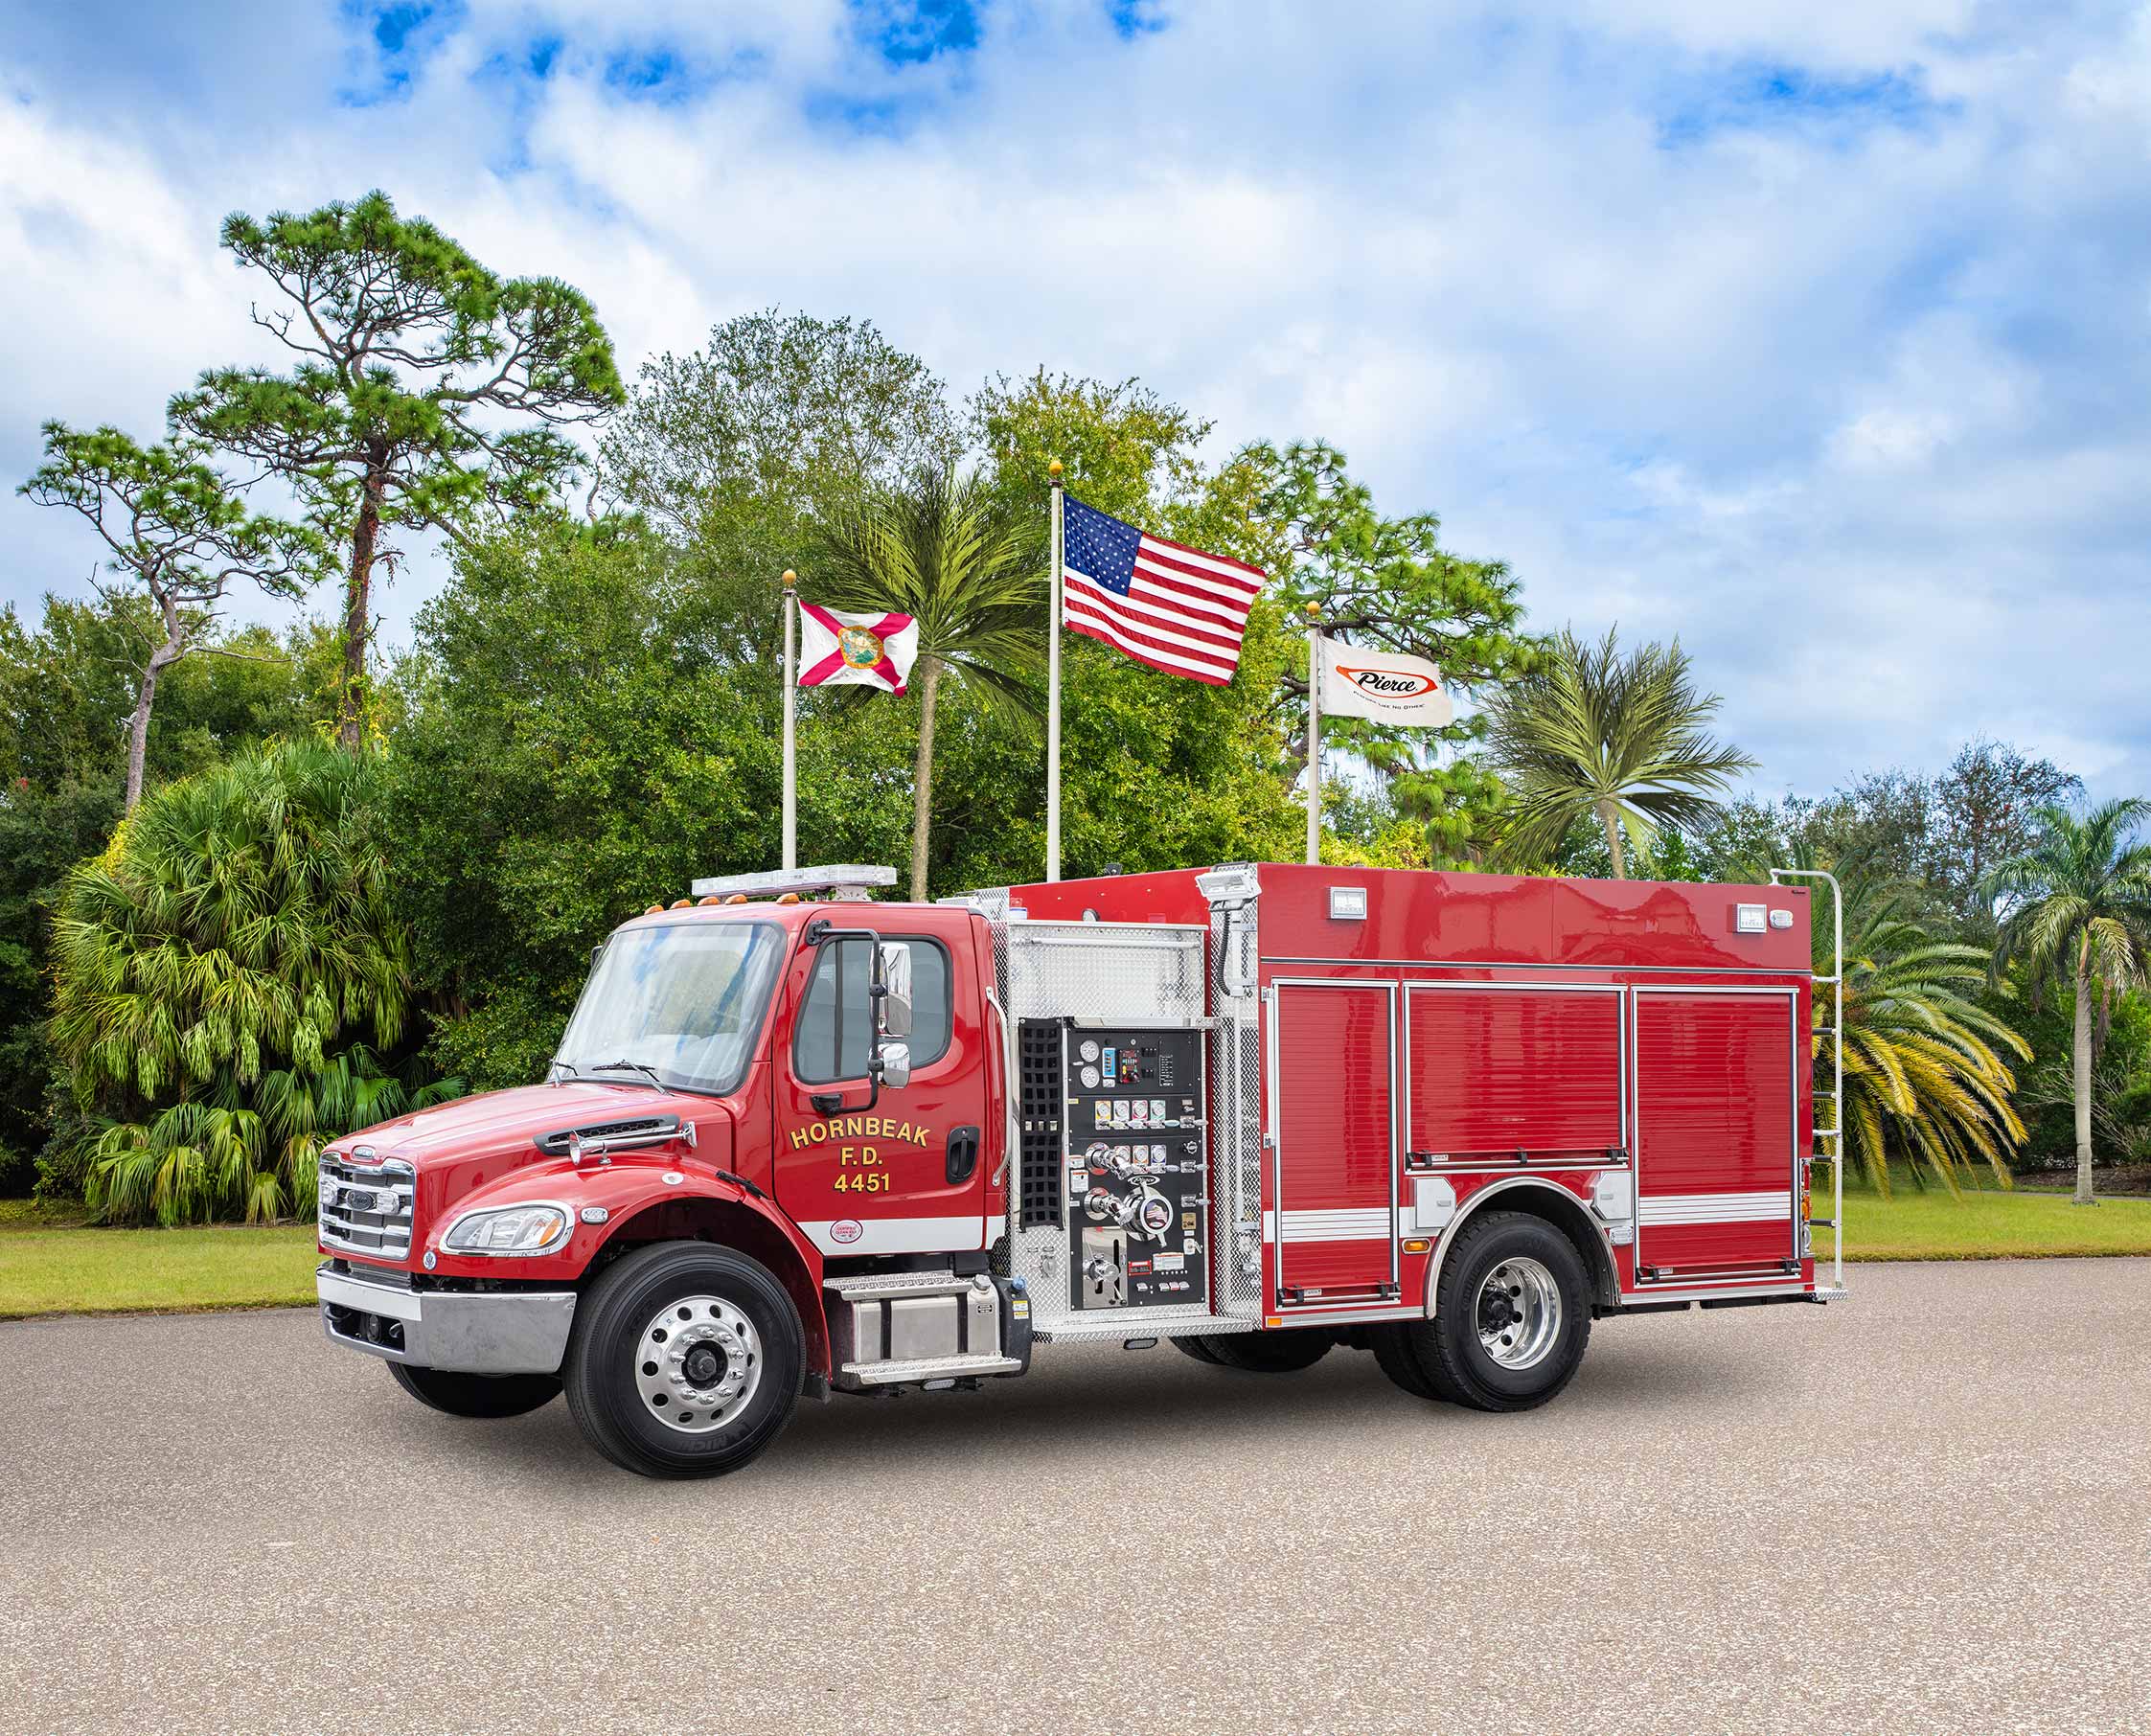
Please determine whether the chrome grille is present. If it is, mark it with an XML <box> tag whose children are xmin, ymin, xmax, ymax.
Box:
<box><xmin>318</xmin><ymin>1152</ymin><xmax>415</xmax><ymax>1258</ymax></box>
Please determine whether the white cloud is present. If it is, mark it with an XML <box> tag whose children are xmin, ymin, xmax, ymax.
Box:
<box><xmin>1</xmin><ymin>0</ymin><xmax>2146</xmax><ymax>805</ymax></box>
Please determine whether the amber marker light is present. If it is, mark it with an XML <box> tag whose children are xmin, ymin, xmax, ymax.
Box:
<box><xmin>724</xmin><ymin>893</ymin><xmax>750</xmax><ymax>905</ymax></box>
<box><xmin>1402</xmin><ymin>1237</ymin><xmax>1433</xmax><ymax>1255</ymax></box>
<box><xmin>697</xmin><ymin>895</ymin><xmax>722</xmax><ymax>906</ymax></box>
<box><xmin>643</xmin><ymin>903</ymin><xmax>664</xmax><ymax>915</ymax></box>
<box><xmin>774</xmin><ymin>891</ymin><xmax>801</xmax><ymax>904</ymax></box>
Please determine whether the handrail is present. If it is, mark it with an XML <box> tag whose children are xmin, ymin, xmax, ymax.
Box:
<box><xmin>1770</xmin><ymin>867</ymin><xmax>1843</xmax><ymax>1292</ymax></box>
<box><xmin>984</xmin><ymin>987</ymin><xmax>1018</xmax><ymax>1192</ymax></box>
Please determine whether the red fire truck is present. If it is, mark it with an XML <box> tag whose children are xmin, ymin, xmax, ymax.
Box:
<box><xmin>315</xmin><ymin>860</ymin><xmax>1844</xmax><ymax>1477</ymax></box>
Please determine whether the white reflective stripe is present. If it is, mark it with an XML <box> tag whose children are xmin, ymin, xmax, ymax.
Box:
<box><xmin>1279</xmin><ymin>1207</ymin><xmax>1392</xmax><ymax>1242</ymax></box>
<box><xmin>796</xmin><ymin>1216</ymin><xmax>988</xmax><ymax>1255</ymax></box>
<box><xmin>1637</xmin><ymin>1191</ymin><xmax>1794</xmax><ymax>1225</ymax></box>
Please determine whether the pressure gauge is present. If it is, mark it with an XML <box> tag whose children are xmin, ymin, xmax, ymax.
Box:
<box><xmin>1080</xmin><ymin>1064</ymin><xmax>1101</xmax><ymax>1089</ymax></box>
<box><xmin>1078</xmin><ymin>1039</ymin><xmax>1100</xmax><ymax>1063</ymax></box>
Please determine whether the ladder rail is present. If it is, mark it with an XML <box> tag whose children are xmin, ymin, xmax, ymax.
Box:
<box><xmin>1771</xmin><ymin>867</ymin><xmax>1844</xmax><ymax>1293</ymax></box>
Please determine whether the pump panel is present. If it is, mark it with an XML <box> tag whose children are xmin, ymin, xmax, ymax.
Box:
<box><xmin>1058</xmin><ymin>1024</ymin><xmax>1208</xmax><ymax>1313</ymax></box>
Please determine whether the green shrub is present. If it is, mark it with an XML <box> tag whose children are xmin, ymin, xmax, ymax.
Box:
<box><xmin>49</xmin><ymin>741</ymin><xmax>460</xmax><ymax>1223</ymax></box>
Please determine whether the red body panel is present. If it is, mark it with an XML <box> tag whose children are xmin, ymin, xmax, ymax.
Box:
<box><xmin>1013</xmin><ymin>863</ymin><xmax>1817</xmax><ymax>1318</ymax></box>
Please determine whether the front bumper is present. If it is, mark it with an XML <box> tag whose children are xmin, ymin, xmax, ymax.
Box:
<box><xmin>318</xmin><ymin>1262</ymin><xmax>578</xmax><ymax>1376</ymax></box>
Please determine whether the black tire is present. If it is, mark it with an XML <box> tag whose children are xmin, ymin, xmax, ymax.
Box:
<box><xmin>1406</xmin><ymin>1211</ymin><xmax>1591</xmax><ymax>1412</ymax></box>
<box><xmin>565</xmin><ymin>1242</ymin><xmax>804</xmax><ymax>1479</ymax></box>
<box><xmin>1201</xmin><ymin>1328</ymin><xmax>1333</xmax><ymax>1372</ymax></box>
<box><xmin>1369</xmin><ymin>1323</ymin><xmax>1444</xmax><ymax>1402</ymax></box>
<box><xmin>1174</xmin><ymin>1335</ymin><xmax>1226</xmax><ymax>1365</ymax></box>
<box><xmin>387</xmin><ymin>1360</ymin><xmax>561</xmax><ymax>1419</ymax></box>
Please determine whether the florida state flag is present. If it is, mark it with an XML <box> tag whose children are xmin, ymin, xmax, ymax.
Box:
<box><xmin>797</xmin><ymin>605</ymin><xmax>920</xmax><ymax>695</ymax></box>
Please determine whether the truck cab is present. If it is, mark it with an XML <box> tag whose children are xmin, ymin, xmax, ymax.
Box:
<box><xmin>317</xmin><ymin>860</ymin><xmax>1841</xmax><ymax>1478</ymax></box>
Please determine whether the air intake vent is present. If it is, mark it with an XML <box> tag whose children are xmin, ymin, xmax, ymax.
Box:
<box><xmin>533</xmin><ymin>1116</ymin><xmax>677</xmax><ymax>1157</ymax></box>
<box><xmin>1018</xmin><ymin>1018</ymin><xmax>1066</xmax><ymax>1230</ymax></box>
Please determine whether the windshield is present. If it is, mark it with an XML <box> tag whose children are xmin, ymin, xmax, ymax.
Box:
<box><xmin>555</xmin><ymin>921</ymin><xmax>783</xmax><ymax>1095</ymax></box>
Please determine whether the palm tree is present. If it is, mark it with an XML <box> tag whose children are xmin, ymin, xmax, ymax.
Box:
<box><xmin>1827</xmin><ymin>874</ymin><xmax>2029</xmax><ymax>1196</ymax></box>
<box><xmin>50</xmin><ymin>740</ymin><xmax>460</xmax><ymax>1223</ymax></box>
<box><xmin>812</xmin><ymin>468</ymin><xmax>1044</xmax><ymax>900</ymax></box>
<box><xmin>1985</xmin><ymin>800</ymin><xmax>2151</xmax><ymax>1204</ymax></box>
<box><xmin>1482</xmin><ymin>627</ymin><xmax>1755</xmax><ymax>877</ymax></box>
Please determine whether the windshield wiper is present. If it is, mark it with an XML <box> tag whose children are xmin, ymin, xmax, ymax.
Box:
<box><xmin>583</xmin><ymin>1059</ymin><xmax>666</xmax><ymax>1088</ymax></box>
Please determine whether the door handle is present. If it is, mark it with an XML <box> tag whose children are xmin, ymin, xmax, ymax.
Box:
<box><xmin>946</xmin><ymin>1125</ymin><xmax>981</xmax><ymax>1186</ymax></box>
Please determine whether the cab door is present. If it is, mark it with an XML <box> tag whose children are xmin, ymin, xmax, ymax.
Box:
<box><xmin>773</xmin><ymin>912</ymin><xmax>994</xmax><ymax>1258</ymax></box>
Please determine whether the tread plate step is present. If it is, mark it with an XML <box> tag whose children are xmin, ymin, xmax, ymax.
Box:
<box><xmin>826</xmin><ymin>1269</ymin><xmax>985</xmax><ymax>1302</ymax></box>
<box><xmin>839</xmin><ymin>1352</ymin><xmax>1023</xmax><ymax>1387</ymax></box>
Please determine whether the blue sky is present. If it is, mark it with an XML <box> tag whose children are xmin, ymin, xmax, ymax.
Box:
<box><xmin>3</xmin><ymin>0</ymin><xmax>2148</xmax><ymax>801</ymax></box>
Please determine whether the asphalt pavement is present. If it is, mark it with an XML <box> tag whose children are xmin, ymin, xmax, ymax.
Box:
<box><xmin>3</xmin><ymin>1259</ymin><xmax>2147</xmax><ymax>1736</ymax></box>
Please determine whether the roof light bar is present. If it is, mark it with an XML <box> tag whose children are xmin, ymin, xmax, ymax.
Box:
<box><xmin>687</xmin><ymin>864</ymin><xmax>899</xmax><ymax>902</ymax></box>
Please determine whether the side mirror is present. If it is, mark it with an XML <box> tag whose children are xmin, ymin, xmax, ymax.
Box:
<box><xmin>875</xmin><ymin>941</ymin><xmax>914</xmax><ymax>1039</ymax></box>
<box><xmin>875</xmin><ymin>1039</ymin><xmax>911</xmax><ymax>1090</ymax></box>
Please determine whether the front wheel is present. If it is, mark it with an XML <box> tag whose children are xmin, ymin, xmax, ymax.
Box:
<box><xmin>387</xmin><ymin>1361</ymin><xmax>561</xmax><ymax>1418</ymax></box>
<box><xmin>564</xmin><ymin>1242</ymin><xmax>804</xmax><ymax>1479</ymax></box>
<box><xmin>1406</xmin><ymin>1212</ymin><xmax>1591</xmax><ymax>1411</ymax></box>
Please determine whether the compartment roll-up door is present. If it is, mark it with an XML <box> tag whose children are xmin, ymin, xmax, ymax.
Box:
<box><xmin>1634</xmin><ymin>991</ymin><xmax>1798</xmax><ymax>1280</ymax></box>
<box><xmin>1272</xmin><ymin>982</ymin><xmax>1396</xmax><ymax>1301</ymax></box>
<box><xmin>1407</xmin><ymin>986</ymin><xmax>1621</xmax><ymax>1158</ymax></box>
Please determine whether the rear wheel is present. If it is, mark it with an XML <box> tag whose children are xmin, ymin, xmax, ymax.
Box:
<box><xmin>1200</xmin><ymin>1329</ymin><xmax>1333</xmax><ymax>1373</ymax></box>
<box><xmin>1173</xmin><ymin>1335</ymin><xmax>1226</xmax><ymax>1365</ymax></box>
<box><xmin>1369</xmin><ymin>1324</ymin><xmax>1444</xmax><ymax>1402</ymax></box>
<box><xmin>565</xmin><ymin>1243</ymin><xmax>804</xmax><ymax>1479</ymax></box>
<box><xmin>1407</xmin><ymin>1211</ymin><xmax>1591</xmax><ymax>1412</ymax></box>
<box><xmin>386</xmin><ymin>1361</ymin><xmax>561</xmax><ymax>1419</ymax></box>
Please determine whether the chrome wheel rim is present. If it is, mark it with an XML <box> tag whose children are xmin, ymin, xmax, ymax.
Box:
<box><xmin>1476</xmin><ymin>1256</ymin><xmax>1561</xmax><ymax>1370</ymax></box>
<box><xmin>635</xmin><ymin>1294</ymin><xmax>763</xmax><ymax>1434</ymax></box>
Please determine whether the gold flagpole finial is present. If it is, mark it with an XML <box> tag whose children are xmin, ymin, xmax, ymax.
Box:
<box><xmin>1047</xmin><ymin>458</ymin><xmax>1063</xmax><ymax>481</ymax></box>
<box><xmin>782</xmin><ymin>569</ymin><xmax>796</xmax><ymax>589</ymax></box>
<box><xmin>1306</xmin><ymin>602</ymin><xmax>1321</xmax><ymax>621</ymax></box>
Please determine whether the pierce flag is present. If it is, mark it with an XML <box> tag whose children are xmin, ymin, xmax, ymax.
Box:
<box><xmin>797</xmin><ymin>605</ymin><xmax>919</xmax><ymax>695</ymax></box>
<box><xmin>1316</xmin><ymin>636</ymin><xmax>1454</xmax><ymax>728</ymax></box>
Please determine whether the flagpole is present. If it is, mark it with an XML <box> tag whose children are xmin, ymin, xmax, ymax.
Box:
<box><xmin>1304</xmin><ymin>602</ymin><xmax>1322</xmax><ymax>865</ymax></box>
<box><xmin>1046</xmin><ymin>458</ymin><xmax>1064</xmax><ymax>882</ymax></box>
<box><xmin>781</xmin><ymin>569</ymin><xmax>797</xmax><ymax>871</ymax></box>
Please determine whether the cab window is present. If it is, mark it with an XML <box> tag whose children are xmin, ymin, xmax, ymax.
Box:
<box><xmin>792</xmin><ymin>936</ymin><xmax>951</xmax><ymax>1084</ymax></box>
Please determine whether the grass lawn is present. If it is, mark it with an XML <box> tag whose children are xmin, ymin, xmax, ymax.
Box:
<box><xmin>1819</xmin><ymin>1176</ymin><xmax>2151</xmax><ymax>1262</ymax></box>
<box><xmin>0</xmin><ymin>1213</ymin><xmax>319</xmax><ymax>1319</ymax></box>
<box><xmin>4</xmin><ymin>1176</ymin><xmax>2151</xmax><ymax>1319</ymax></box>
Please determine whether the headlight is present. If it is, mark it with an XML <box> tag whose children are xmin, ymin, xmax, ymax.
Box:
<box><xmin>442</xmin><ymin>1203</ymin><xmax>571</xmax><ymax>1256</ymax></box>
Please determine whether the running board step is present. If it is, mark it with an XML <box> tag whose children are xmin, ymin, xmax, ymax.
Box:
<box><xmin>825</xmin><ymin>1269</ymin><xmax>1017</xmax><ymax>1389</ymax></box>
<box><xmin>840</xmin><ymin>1352</ymin><xmax>1023</xmax><ymax>1387</ymax></box>
<box><xmin>826</xmin><ymin>1269</ymin><xmax>986</xmax><ymax>1303</ymax></box>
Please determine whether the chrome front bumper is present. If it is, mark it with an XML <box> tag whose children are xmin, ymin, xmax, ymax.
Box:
<box><xmin>318</xmin><ymin>1262</ymin><xmax>578</xmax><ymax>1376</ymax></box>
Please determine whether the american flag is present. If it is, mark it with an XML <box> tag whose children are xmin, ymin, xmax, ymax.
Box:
<box><xmin>1061</xmin><ymin>493</ymin><xmax>1264</xmax><ymax>685</ymax></box>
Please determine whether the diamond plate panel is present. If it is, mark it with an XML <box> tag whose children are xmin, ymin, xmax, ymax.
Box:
<box><xmin>1005</xmin><ymin>923</ymin><xmax>1206</xmax><ymax>1023</ymax></box>
<box><xmin>950</xmin><ymin>895</ymin><xmax>1260</xmax><ymax>1338</ymax></box>
<box><xmin>1002</xmin><ymin>921</ymin><xmax>1201</xmax><ymax>1330</ymax></box>
<box><xmin>1206</xmin><ymin>873</ymin><xmax>1266</xmax><ymax>1320</ymax></box>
